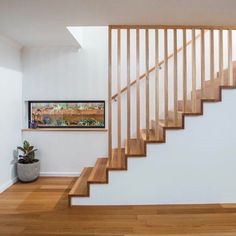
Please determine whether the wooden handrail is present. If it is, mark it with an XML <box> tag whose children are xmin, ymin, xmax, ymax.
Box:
<box><xmin>112</xmin><ymin>32</ymin><xmax>201</xmax><ymax>100</ymax></box>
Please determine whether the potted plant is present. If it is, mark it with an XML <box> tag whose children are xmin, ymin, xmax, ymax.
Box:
<box><xmin>17</xmin><ymin>140</ymin><xmax>40</xmax><ymax>182</ymax></box>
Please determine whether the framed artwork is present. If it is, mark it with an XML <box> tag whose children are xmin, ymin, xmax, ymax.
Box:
<box><xmin>28</xmin><ymin>101</ymin><xmax>105</xmax><ymax>128</ymax></box>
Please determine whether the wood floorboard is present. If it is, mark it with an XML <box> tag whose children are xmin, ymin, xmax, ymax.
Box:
<box><xmin>1</xmin><ymin>177</ymin><xmax>236</xmax><ymax>235</ymax></box>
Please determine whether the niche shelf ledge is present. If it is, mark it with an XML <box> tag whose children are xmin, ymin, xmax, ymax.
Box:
<box><xmin>22</xmin><ymin>128</ymin><xmax>108</xmax><ymax>132</ymax></box>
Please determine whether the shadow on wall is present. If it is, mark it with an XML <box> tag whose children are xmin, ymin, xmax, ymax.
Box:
<box><xmin>0</xmin><ymin>65</ymin><xmax>22</xmax><ymax>189</ymax></box>
<box><xmin>0</xmin><ymin>35</ymin><xmax>22</xmax><ymax>72</ymax></box>
<box><xmin>0</xmin><ymin>34</ymin><xmax>22</xmax><ymax>190</ymax></box>
<box><xmin>11</xmin><ymin>149</ymin><xmax>18</xmax><ymax>180</ymax></box>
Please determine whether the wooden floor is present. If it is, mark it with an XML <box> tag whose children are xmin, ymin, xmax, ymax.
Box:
<box><xmin>1</xmin><ymin>178</ymin><xmax>236</xmax><ymax>235</ymax></box>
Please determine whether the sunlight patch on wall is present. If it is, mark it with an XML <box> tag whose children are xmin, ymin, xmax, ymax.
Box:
<box><xmin>67</xmin><ymin>26</ymin><xmax>107</xmax><ymax>49</ymax></box>
<box><xmin>67</xmin><ymin>27</ymin><xmax>83</xmax><ymax>48</ymax></box>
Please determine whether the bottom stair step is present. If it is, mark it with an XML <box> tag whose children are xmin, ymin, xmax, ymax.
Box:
<box><xmin>88</xmin><ymin>158</ymin><xmax>108</xmax><ymax>184</ymax></box>
<box><xmin>69</xmin><ymin>167</ymin><xmax>93</xmax><ymax>197</ymax></box>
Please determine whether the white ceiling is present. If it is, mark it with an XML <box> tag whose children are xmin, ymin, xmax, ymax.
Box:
<box><xmin>0</xmin><ymin>0</ymin><xmax>236</xmax><ymax>47</ymax></box>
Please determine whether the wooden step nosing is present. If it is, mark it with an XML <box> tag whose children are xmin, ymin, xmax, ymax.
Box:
<box><xmin>87</xmin><ymin>180</ymin><xmax>108</xmax><ymax>184</ymax></box>
<box><xmin>159</xmin><ymin>123</ymin><xmax>183</xmax><ymax>129</ymax></box>
<box><xmin>144</xmin><ymin>140</ymin><xmax>165</xmax><ymax>144</ymax></box>
<box><xmin>220</xmin><ymin>85</ymin><xmax>236</xmax><ymax>89</ymax></box>
<box><xmin>125</xmin><ymin>153</ymin><xmax>146</xmax><ymax>157</ymax></box>
<box><xmin>107</xmin><ymin>167</ymin><xmax>127</xmax><ymax>171</ymax></box>
<box><xmin>201</xmin><ymin>99</ymin><xmax>220</xmax><ymax>103</ymax></box>
<box><xmin>69</xmin><ymin>193</ymin><xmax>89</xmax><ymax>197</ymax></box>
<box><xmin>183</xmin><ymin>112</ymin><xmax>203</xmax><ymax>116</ymax></box>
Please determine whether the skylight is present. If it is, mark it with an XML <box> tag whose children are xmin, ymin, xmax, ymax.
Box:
<box><xmin>67</xmin><ymin>27</ymin><xmax>84</xmax><ymax>48</ymax></box>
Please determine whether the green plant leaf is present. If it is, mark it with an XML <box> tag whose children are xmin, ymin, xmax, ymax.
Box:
<box><xmin>23</xmin><ymin>141</ymin><xmax>30</xmax><ymax>150</ymax></box>
<box><xmin>28</xmin><ymin>146</ymin><xmax>34</xmax><ymax>152</ymax></box>
<box><xmin>17</xmin><ymin>146</ymin><xmax>26</xmax><ymax>153</ymax></box>
<box><xmin>27</xmin><ymin>149</ymin><xmax>37</xmax><ymax>155</ymax></box>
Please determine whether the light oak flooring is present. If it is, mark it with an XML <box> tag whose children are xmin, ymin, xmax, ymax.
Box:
<box><xmin>1</xmin><ymin>177</ymin><xmax>236</xmax><ymax>235</ymax></box>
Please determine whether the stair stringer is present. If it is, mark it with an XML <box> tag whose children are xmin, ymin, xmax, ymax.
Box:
<box><xmin>70</xmin><ymin>89</ymin><xmax>236</xmax><ymax>205</ymax></box>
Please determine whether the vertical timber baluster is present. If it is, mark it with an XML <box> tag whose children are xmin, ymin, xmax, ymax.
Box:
<box><xmin>108</xmin><ymin>27</ymin><xmax>112</xmax><ymax>160</ymax></box>
<box><xmin>219</xmin><ymin>30</ymin><xmax>223</xmax><ymax>85</ymax></box>
<box><xmin>145</xmin><ymin>29</ymin><xmax>150</xmax><ymax>139</ymax></box>
<box><xmin>183</xmin><ymin>29</ymin><xmax>187</xmax><ymax>112</ymax></box>
<box><xmin>164</xmin><ymin>29</ymin><xmax>168</xmax><ymax>123</ymax></box>
<box><xmin>127</xmin><ymin>29</ymin><xmax>131</xmax><ymax>151</ymax></box>
<box><xmin>173</xmin><ymin>29</ymin><xmax>178</xmax><ymax>122</ymax></box>
<box><xmin>192</xmin><ymin>29</ymin><xmax>196</xmax><ymax>112</ymax></box>
<box><xmin>210</xmin><ymin>29</ymin><xmax>215</xmax><ymax>98</ymax></box>
<box><xmin>201</xmin><ymin>29</ymin><xmax>205</xmax><ymax>97</ymax></box>
<box><xmin>136</xmin><ymin>29</ymin><xmax>140</xmax><ymax>139</ymax></box>
<box><xmin>228</xmin><ymin>29</ymin><xmax>233</xmax><ymax>85</ymax></box>
<box><xmin>108</xmin><ymin>25</ymin><xmax>236</xmax><ymax>161</ymax></box>
<box><xmin>117</xmin><ymin>29</ymin><xmax>121</xmax><ymax>157</ymax></box>
<box><xmin>155</xmin><ymin>29</ymin><xmax>159</xmax><ymax>138</ymax></box>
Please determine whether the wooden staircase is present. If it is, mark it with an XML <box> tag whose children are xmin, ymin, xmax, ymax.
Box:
<box><xmin>69</xmin><ymin>65</ymin><xmax>236</xmax><ymax>206</ymax></box>
<box><xmin>69</xmin><ymin>26</ymin><xmax>236</xmax><ymax>206</ymax></box>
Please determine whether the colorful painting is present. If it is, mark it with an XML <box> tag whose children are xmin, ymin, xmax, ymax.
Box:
<box><xmin>28</xmin><ymin>101</ymin><xmax>105</xmax><ymax>128</ymax></box>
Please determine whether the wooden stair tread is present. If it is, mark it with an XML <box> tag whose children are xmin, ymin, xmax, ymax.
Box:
<box><xmin>88</xmin><ymin>158</ymin><xmax>108</xmax><ymax>183</ymax></box>
<box><xmin>69</xmin><ymin>167</ymin><xmax>93</xmax><ymax>197</ymax></box>
<box><xmin>141</xmin><ymin>128</ymin><xmax>164</xmax><ymax>142</ymax></box>
<box><xmin>159</xmin><ymin>119</ymin><xmax>182</xmax><ymax>128</ymax></box>
<box><xmin>216</xmin><ymin>62</ymin><xmax>236</xmax><ymax>86</ymax></box>
<box><xmin>196</xmin><ymin>85</ymin><xmax>220</xmax><ymax>100</ymax></box>
<box><xmin>178</xmin><ymin>100</ymin><xmax>201</xmax><ymax>113</ymax></box>
<box><xmin>167</xmin><ymin>111</ymin><xmax>183</xmax><ymax>121</ymax></box>
<box><xmin>125</xmin><ymin>139</ymin><xmax>145</xmax><ymax>156</ymax></box>
<box><xmin>204</xmin><ymin>78</ymin><xmax>221</xmax><ymax>87</ymax></box>
<box><xmin>196</xmin><ymin>70</ymin><xmax>236</xmax><ymax>100</ymax></box>
<box><xmin>107</xmin><ymin>148</ymin><xmax>126</xmax><ymax>170</ymax></box>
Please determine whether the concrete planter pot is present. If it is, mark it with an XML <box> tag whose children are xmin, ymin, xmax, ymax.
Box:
<box><xmin>17</xmin><ymin>161</ymin><xmax>40</xmax><ymax>182</ymax></box>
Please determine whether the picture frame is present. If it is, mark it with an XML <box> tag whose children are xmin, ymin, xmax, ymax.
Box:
<box><xmin>28</xmin><ymin>100</ymin><xmax>105</xmax><ymax>128</ymax></box>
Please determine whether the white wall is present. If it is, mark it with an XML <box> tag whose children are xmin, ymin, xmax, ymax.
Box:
<box><xmin>0</xmin><ymin>36</ymin><xmax>22</xmax><ymax>193</ymax></box>
<box><xmin>22</xmin><ymin>27</ymin><xmax>108</xmax><ymax>175</ymax></box>
<box><xmin>21</xmin><ymin>27</ymin><xmax>236</xmax><ymax>177</ymax></box>
<box><xmin>22</xmin><ymin>131</ymin><xmax>107</xmax><ymax>176</ymax></box>
<box><xmin>22</xmin><ymin>28</ymin><xmax>108</xmax><ymax>101</ymax></box>
<box><xmin>72</xmin><ymin>89</ymin><xmax>236</xmax><ymax>205</ymax></box>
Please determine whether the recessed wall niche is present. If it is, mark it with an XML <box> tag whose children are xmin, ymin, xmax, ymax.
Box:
<box><xmin>27</xmin><ymin>100</ymin><xmax>105</xmax><ymax>129</ymax></box>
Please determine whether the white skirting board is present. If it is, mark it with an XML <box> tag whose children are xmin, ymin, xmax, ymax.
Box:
<box><xmin>40</xmin><ymin>172</ymin><xmax>80</xmax><ymax>177</ymax></box>
<box><xmin>0</xmin><ymin>177</ymin><xmax>18</xmax><ymax>194</ymax></box>
<box><xmin>71</xmin><ymin>89</ymin><xmax>236</xmax><ymax>205</ymax></box>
